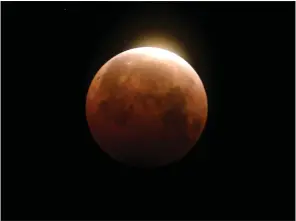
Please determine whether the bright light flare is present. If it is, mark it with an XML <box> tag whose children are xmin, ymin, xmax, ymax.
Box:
<box><xmin>125</xmin><ymin>34</ymin><xmax>190</xmax><ymax>63</ymax></box>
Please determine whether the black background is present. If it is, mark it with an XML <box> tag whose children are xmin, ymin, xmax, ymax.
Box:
<box><xmin>2</xmin><ymin>1</ymin><xmax>295</xmax><ymax>220</ymax></box>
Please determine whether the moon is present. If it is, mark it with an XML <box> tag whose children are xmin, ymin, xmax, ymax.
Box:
<box><xmin>86</xmin><ymin>47</ymin><xmax>208</xmax><ymax>168</ymax></box>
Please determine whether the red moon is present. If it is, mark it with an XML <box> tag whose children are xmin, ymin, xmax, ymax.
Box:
<box><xmin>86</xmin><ymin>47</ymin><xmax>208</xmax><ymax>168</ymax></box>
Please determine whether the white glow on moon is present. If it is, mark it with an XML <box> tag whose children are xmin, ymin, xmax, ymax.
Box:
<box><xmin>125</xmin><ymin>47</ymin><xmax>190</xmax><ymax>67</ymax></box>
<box><xmin>125</xmin><ymin>35</ymin><xmax>190</xmax><ymax>63</ymax></box>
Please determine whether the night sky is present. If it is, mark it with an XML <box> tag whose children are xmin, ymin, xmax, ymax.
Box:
<box><xmin>2</xmin><ymin>1</ymin><xmax>295</xmax><ymax>220</ymax></box>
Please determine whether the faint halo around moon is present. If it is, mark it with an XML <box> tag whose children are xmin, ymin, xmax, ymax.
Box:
<box><xmin>86</xmin><ymin>47</ymin><xmax>208</xmax><ymax>168</ymax></box>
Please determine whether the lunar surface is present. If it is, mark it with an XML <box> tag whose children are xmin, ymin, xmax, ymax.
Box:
<box><xmin>86</xmin><ymin>47</ymin><xmax>208</xmax><ymax>168</ymax></box>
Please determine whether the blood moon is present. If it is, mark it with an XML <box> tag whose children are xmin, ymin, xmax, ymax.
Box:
<box><xmin>86</xmin><ymin>47</ymin><xmax>208</xmax><ymax>168</ymax></box>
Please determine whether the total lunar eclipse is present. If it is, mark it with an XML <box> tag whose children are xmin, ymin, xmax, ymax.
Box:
<box><xmin>86</xmin><ymin>47</ymin><xmax>208</xmax><ymax>168</ymax></box>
